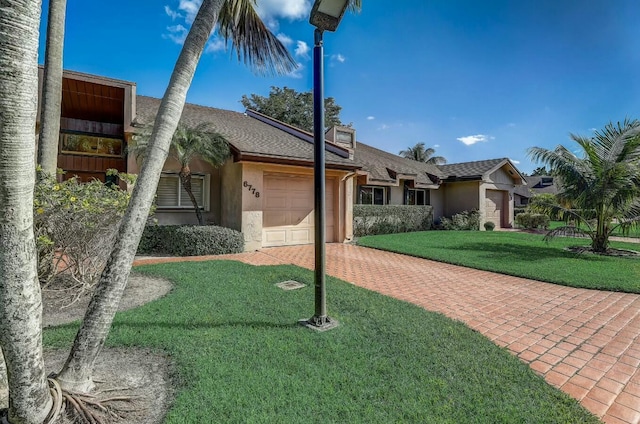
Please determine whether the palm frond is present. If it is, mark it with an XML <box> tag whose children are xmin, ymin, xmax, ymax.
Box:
<box><xmin>543</xmin><ymin>225</ymin><xmax>591</xmax><ymax>243</ymax></box>
<box><xmin>218</xmin><ymin>0</ymin><xmax>296</xmax><ymax>76</ymax></box>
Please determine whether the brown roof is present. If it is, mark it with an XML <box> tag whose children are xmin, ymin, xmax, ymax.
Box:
<box><xmin>438</xmin><ymin>158</ymin><xmax>509</xmax><ymax>179</ymax></box>
<box><xmin>134</xmin><ymin>96</ymin><xmax>358</xmax><ymax>170</ymax></box>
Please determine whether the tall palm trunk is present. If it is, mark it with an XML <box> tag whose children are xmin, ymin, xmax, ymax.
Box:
<box><xmin>0</xmin><ymin>1</ymin><xmax>53</xmax><ymax>423</ymax></box>
<box><xmin>56</xmin><ymin>0</ymin><xmax>224</xmax><ymax>393</ymax></box>
<box><xmin>37</xmin><ymin>0</ymin><xmax>67</xmax><ymax>177</ymax></box>
<box><xmin>179</xmin><ymin>165</ymin><xmax>205</xmax><ymax>225</ymax></box>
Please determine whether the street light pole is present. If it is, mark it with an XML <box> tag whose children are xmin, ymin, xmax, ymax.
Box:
<box><xmin>302</xmin><ymin>0</ymin><xmax>350</xmax><ymax>331</ymax></box>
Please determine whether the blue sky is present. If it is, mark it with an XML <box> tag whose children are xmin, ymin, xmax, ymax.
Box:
<box><xmin>39</xmin><ymin>0</ymin><xmax>640</xmax><ymax>173</ymax></box>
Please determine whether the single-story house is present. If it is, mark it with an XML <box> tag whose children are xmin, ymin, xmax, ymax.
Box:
<box><xmin>37</xmin><ymin>68</ymin><xmax>526</xmax><ymax>251</ymax></box>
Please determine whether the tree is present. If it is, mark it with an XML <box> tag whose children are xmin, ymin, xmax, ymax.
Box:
<box><xmin>399</xmin><ymin>142</ymin><xmax>447</xmax><ymax>165</ymax></box>
<box><xmin>55</xmin><ymin>0</ymin><xmax>298</xmax><ymax>395</ymax></box>
<box><xmin>37</xmin><ymin>0</ymin><xmax>67</xmax><ymax>177</ymax></box>
<box><xmin>240</xmin><ymin>86</ymin><xmax>344</xmax><ymax>132</ymax></box>
<box><xmin>528</xmin><ymin>119</ymin><xmax>640</xmax><ymax>253</ymax></box>
<box><xmin>530</xmin><ymin>166</ymin><xmax>549</xmax><ymax>176</ymax></box>
<box><xmin>130</xmin><ymin>122</ymin><xmax>230</xmax><ymax>225</ymax></box>
<box><xmin>0</xmin><ymin>1</ymin><xmax>53</xmax><ymax>423</ymax></box>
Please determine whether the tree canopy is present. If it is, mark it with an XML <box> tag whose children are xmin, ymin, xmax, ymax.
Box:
<box><xmin>399</xmin><ymin>142</ymin><xmax>447</xmax><ymax>165</ymax></box>
<box><xmin>527</xmin><ymin>119</ymin><xmax>640</xmax><ymax>253</ymax></box>
<box><xmin>530</xmin><ymin>166</ymin><xmax>550</xmax><ymax>176</ymax></box>
<box><xmin>240</xmin><ymin>86</ymin><xmax>344</xmax><ymax>133</ymax></box>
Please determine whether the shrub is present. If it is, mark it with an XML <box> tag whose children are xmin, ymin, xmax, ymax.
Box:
<box><xmin>484</xmin><ymin>221</ymin><xmax>496</xmax><ymax>231</ymax></box>
<box><xmin>440</xmin><ymin>210</ymin><xmax>480</xmax><ymax>231</ymax></box>
<box><xmin>515</xmin><ymin>213</ymin><xmax>550</xmax><ymax>230</ymax></box>
<box><xmin>34</xmin><ymin>171</ymin><xmax>132</xmax><ymax>287</ymax></box>
<box><xmin>138</xmin><ymin>225</ymin><xmax>244</xmax><ymax>256</ymax></box>
<box><xmin>353</xmin><ymin>205</ymin><xmax>433</xmax><ymax>237</ymax></box>
<box><xmin>514</xmin><ymin>207</ymin><xmax>527</xmax><ymax>216</ymax></box>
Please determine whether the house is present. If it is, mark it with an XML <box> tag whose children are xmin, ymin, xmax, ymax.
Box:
<box><xmin>514</xmin><ymin>176</ymin><xmax>558</xmax><ymax>207</ymax></box>
<box><xmin>38</xmin><ymin>68</ymin><xmax>526</xmax><ymax>251</ymax></box>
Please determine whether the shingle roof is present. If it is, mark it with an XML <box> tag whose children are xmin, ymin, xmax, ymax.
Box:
<box><xmin>437</xmin><ymin>158</ymin><xmax>509</xmax><ymax>179</ymax></box>
<box><xmin>353</xmin><ymin>143</ymin><xmax>441</xmax><ymax>186</ymax></box>
<box><xmin>134</xmin><ymin>96</ymin><xmax>357</xmax><ymax>169</ymax></box>
<box><xmin>514</xmin><ymin>176</ymin><xmax>558</xmax><ymax>198</ymax></box>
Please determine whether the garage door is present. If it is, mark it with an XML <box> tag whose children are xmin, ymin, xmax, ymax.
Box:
<box><xmin>262</xmin><ymin>174</ymin><xmax>334</xmax><ymax>247</ymax></box>
<box><xmin>485</xmin><ymin>190</ymin><xmax>504</xmax><ymax>228</ymax></box>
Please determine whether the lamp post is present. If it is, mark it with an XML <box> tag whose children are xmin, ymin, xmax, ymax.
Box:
<box><xmin>302</xmin><ymin>0</ymin><xmax>349</xmax><ymax>331</ymax></box>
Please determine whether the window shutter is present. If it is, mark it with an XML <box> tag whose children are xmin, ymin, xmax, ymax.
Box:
<box><xmin>157</xmin><ymin>176</ymin><xmax>179</xmax><ymax>207</ymax></box>
<box><xmin>180</xmin><ymin>177</ymin><xmax>204</xmax><ymax>208</ymax></box>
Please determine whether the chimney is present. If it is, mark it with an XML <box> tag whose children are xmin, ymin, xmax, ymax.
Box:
<box><xmin>325</xmin><ymin>125</ymin><xmax>356</xmax><ymax>160</ymax></box>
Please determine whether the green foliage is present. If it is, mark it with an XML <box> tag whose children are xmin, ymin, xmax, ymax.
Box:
<box><xmin>531</xmin><ymin>166</ymin><xmax>550</xmax><ymax>176</ymax></box>
<box><xmin>240</xmin><ymin>86</ymin><xmax>345</xmax><ymax>132</ymax></box>
<box><xmin>138</xmin><ymin>225</ymin><xmax>244</xmax><ymax>256</ymax></box>
<box><xmin>398</xmin><ymin>142</ymin><xmax>446</xmax><ymax>165</ymax></box>
<box><xmin>45</xmin><ymin>261</ymin><xmax>599</xmax><ymax>422</ymax></box>
<box><xmin>358</xmin><ymin>231</ymin><xmax>640</xmax><ymax>293</ymax></box>
<box><xmin>515</xmin><ymin>213</ymin><xmax>550</xmax><ymax>230</ymax></box>
<box><xmin>353</xmin><ymin>205</ymin><xmax>433</xmax><ymax>236</ymax></box>
<box><xmin>440</xmin><ymin>210</ymin><xmax>480</xmax><ymax>230</ymax></box>
<box><xmin>514</xmin><ymin>207</ymin><xmax>527</xmax><ymax>216</ymax></box>
<box><xmin>484</xmin><ymin>221</ymin><xmax>496</xmax><ymax>231</ymax></box>
<box><xmin>527</xmin><ymin>193</ymin><xmax>558</xmax><ymax>215</ymax></box>
<box><xmin>34</xmin><ymin>172</ymin><xmax>132</xmax><ymax>285</ymax></box>
<box><xmin>528</xmin><ymin>118</ymin><xmax>640</xmax><ymax>252</ymax></box>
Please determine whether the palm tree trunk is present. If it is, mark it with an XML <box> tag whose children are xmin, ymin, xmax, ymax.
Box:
<box><xmin>55</xmin><ymin>0</ymin><xmax>224</xmax><ymax>393</ymax></box>
<box><xmin>179</xmin><ymin>166</ymin><xmax>205</xmax><ymax>225</ymax></box>
<box><xmin>0</xmin><ymin>1</ymin><xmax>53</xmax><ymax>422</ymax></box>
<box><xmin>37</xmin><ymin>0</ymin><xmax>67</xmax><ymax>177</ymax></box>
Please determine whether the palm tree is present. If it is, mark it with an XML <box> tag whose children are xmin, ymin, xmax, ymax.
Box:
<box><xmin>130</xmin><ymin>122</ymin><xmax>230</xmax><ymax>225</ymax></box>
<box><xmin>399</xmin><ymin>142</ymin><xmax>447</xmax><ymax>165</ymax></box>
<box><xmin>37</xmin><ymin>0</ymin><xmax>67</xmax><ymax>177</ymax></box>
<box><xmin>528</xmin><ymin>119</ymin><xmax>640</xmax><ymax>253</ymax></box>
<box><xmin>55</xmin><ymin>0</ymin><xmax>301</xmax><ymax>394</ymax></box>
<box><xmin>0</xmin><ymin>1</ymin><xmax>53</xmax><ymax>423</ymax></box>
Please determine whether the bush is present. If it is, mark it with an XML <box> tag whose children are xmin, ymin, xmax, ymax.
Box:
<box><xmin>353</xmin><ymin>205</ymin><xmax>433</xmax><ymax>237</ymax></box>
<box><xmin>138</xmin><ymin>225</ymin><xmax>244</xmax><ymax>256</ymax></box>
<box><xmin>440</xmin><ymin>210</ymin><xmax>480</xmax><ymax>231</ymax></box>
<box><xmin>34</xmin><ymin>171</ymin><xmax>132</xmax><ymax>286</ymax></box>
<box><xmin>514</xmin><ymin>207</ymin><xmax>527</xmax><ymax>216</ymax></box>
<box><xmin>515</xmin><ymin>213</ymin><xmax>550</xmax><ymax>230</ymax></box>
<box><xmin>484</xmin><ymin>221</ymin><xmax>496</xmax><ymax>231</ymax></box>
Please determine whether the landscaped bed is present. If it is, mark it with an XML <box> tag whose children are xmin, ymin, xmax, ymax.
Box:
<box><xmin>43</xmin><ymin>261</ymin><xmax>598</xmax><ymax>423</ymax></box>
<box><xmin>358</xmin><ymin>230</ymin><xmax>640</xmax><ymax>293</ymax></box>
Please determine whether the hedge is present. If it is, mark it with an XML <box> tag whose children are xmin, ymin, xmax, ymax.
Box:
<box><xmin>515</xmin><ymin>213</ymin><xmax>550</xmax><ymax>230</ymax></box>
<box><xmin>353</xmin><ymin>205</ymin><xmax>433</xmax><ymax>237</ymax></box>
<box><xmin>138</xmin><ymin>225</ymin><xmax>244</xmax><ymax>256</ymax></box>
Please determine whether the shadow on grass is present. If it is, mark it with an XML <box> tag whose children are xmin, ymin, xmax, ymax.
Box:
<box><xmin>449</xmin><ymin>242</ymin><xmax>610</xmax><ymax>263</ymax></box>
<box><xmin>111</xmin><ymin>320</ymin><xmax>301</xmax><ymax>330</ymax></box>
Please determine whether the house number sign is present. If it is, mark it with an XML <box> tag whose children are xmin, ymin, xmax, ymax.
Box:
<box><xmin>243</xmin><ymin>181</ymin><xmax>260</xmax><ymax>198</ymax></box>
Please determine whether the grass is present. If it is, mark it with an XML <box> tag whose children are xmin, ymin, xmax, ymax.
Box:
<box><xmin>548</xmin><ymin>220</ymin><xmax>640</xmax><ymax>238</ymax></box>
<box><xmin>44</xmin><ymin>261</ymin><xmax>599</xmax><ymax>423</ymax></box>
<box><xmin>358</xmin><ymin>231</ymin><xmax>640</xmax><ymax>293</ymax></box>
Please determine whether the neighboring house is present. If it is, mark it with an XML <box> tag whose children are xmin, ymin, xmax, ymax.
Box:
<box><xmin>514</xmin><ymin>176</ymin><xmax>558</xmax><ymax>207</ymax></box>
<box><xmin>38</xmin><ymin>68</ymin><xmax>526</xmax><ymax>251</ymax></box>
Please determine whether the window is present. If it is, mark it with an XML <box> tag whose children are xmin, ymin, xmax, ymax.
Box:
<box><xmin>156</xmin><ymin>173</ymin><xmax>210</xmax><ymax>210</ymax></box>
<box><xmin>406</xmin><ymin>188</ymin><xmax>430</xmax><ymax>205</ymax></box>
<box><xmin>359</xmin><ymin>186</ymin><xmax>386</xmax><ymax>205</ymax></box>
<box><xmin>60</xmin><ymin>133</ymin><xmax>123</xmax><ymax>157</ymax></box>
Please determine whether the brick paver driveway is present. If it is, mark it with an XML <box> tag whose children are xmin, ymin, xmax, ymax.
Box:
<box><xmin>136</xmin><ymin>244</ymin><xmax>640</xmax><ymax>423</ymax></box>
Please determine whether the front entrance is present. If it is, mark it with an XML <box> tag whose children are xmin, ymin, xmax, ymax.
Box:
<box><xmin>485</xmin><ymin>189</ymin><xmax>504</xmax><ymax>228</ymax></box>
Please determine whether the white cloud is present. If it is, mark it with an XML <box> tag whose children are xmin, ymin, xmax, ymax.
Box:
<box><xmin>456</xmin><ymin>134</ymin><xmax>493</xmax><ymax>146</ymax></box>
<box><xmin>509</xmin><ymin>158</ymin><xmax>521</xmax><ymax>164</ymax></box>
<box><xmin>205</xmin><ymin>37</ymin><xmax>226</xmax><ymax>53</ymax></box>
<box><xmin>589</xmin><ymin>127</ymin><xmax>597</xmax><ymax>131</ymax></box>
<box><xmin>276</xmin><ymin>33</ymin><xmax>293</xmax><ymax>46</ymax></box>
<box><xmin>255</xmin><ymin>0</ymin><xmax>311</xmax><ymax>21</ymax></box>
<box><xmin>288</xmin><ymin>62</ymin><xmax>304</xmax><ymax>79</ymax></box>
<box><xmin>378</xmin><ymin>124</ymin><xmax>390</xmax><ymax>131</ymax></box>
<box><xmin>295</xmin><ymin>40</ymin><xmax>310</xmax><ymax>58</ymax></box>
<box><xmin>177</xmin><ymin>0</ymin><xmax>201</xmax><ymax>23</ymax></box>
<box><xmin>507</xmin><ymin>122</ymin><xmax>516</xmax><ymax>128</ymax></box>
<box><xmin>366</xmin><ymin>116</ymin><xmax>375</xmax><ymax>120</ymax></box>
<box><xmin>163</xmin><ymin>24</ymin><xmax>188</xmax><ymax>44</ymax></box>
<box><xmin>331</xmin><ymin>54</ymin><xmax>346</xmax><ymax>63</ymax></box>
<box><xmin>164</xmin><ymin>5</ymin><xmax>182</xmax><ymax>20</ymax></box>
<box><xmin>434</xmin><ymin>144</ymin><xmax>440</xmax><ymax>148</ymax></box>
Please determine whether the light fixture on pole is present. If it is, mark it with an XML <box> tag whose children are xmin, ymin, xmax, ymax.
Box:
<box><xmin>301</xmin><ymin>0</ymin><xmax>349</xmax><ymax>331</ymax></box>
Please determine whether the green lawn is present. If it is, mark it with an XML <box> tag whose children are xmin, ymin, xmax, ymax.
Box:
<box><xmin>548</xmin><ymin>221</ymin><xmax>640</xmax><ymax>238</ymax></box>
<box><xmin>358</xmin><ymin>231</ymin><xmax>640</xmax><ymax>293</ymax></box>
<box><xmin>44</xmin><ymin>261</ymin><xmax>598</xmax><ymax>423</ymax></box>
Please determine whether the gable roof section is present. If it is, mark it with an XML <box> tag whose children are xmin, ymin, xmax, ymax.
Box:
<box><xmin>134</xmin><ymin>96</ymin><xmax>358</xmax><ymax>170</ymax></box>
<box><xmin>438</xmin><ymin>158</ymin><xmax>525</xmax><ymax>184</ymax></box>
<box><xmin>353</xmin><ymin>143</ymin><xmax>441</xmax><ymax>187</ymax></box>
<box><xmin>514</xmin><ymin>176</ymin><xmax>558</xmax><ymax>198</ymax></box>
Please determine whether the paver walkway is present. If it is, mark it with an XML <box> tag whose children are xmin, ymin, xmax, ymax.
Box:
<box><xmin>135</xmin><ymin>244</ymin><xmax>640</xmax><ymax>424</ymax></box>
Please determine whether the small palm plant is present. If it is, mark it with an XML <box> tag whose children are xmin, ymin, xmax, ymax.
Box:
<box><xmin>527</xmin><ymin>119</ymin><xmax>640</xmax><ymax>253</ymax></box>
<box><xmin>131</xmin><ymin>122</ymin><xmax>230</xmax><ymax>225</ymax></box>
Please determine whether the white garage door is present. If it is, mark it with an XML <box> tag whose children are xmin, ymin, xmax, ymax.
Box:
<box><xmin>262</xmin><ymin>174</ymin><xmax>335</xmax><ymax>247</ymax></box>
<box><xmin>485</xmin><ymin>190</ymin><xmax>504</xmax><ymax>228</ymax></box>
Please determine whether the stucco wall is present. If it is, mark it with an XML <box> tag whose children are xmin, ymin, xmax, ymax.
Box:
<box><xmin>429</xmin><ymin>189</ymin><xmax>444</xmax><ymax>221</ymax></box>
<box><xmin>443</xmin><ymin>181</ymin><xmax>480</xmax><ymax>217</ymax></box>
<box><xmin>389</xmin><ymin>185</ymin><xmax>404</xmax><ymax>204</ymax></box>
<box><xmin>220</xmin><ymin>160</ymin><xmax>243</xmax><ymax>232</ymax></box>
